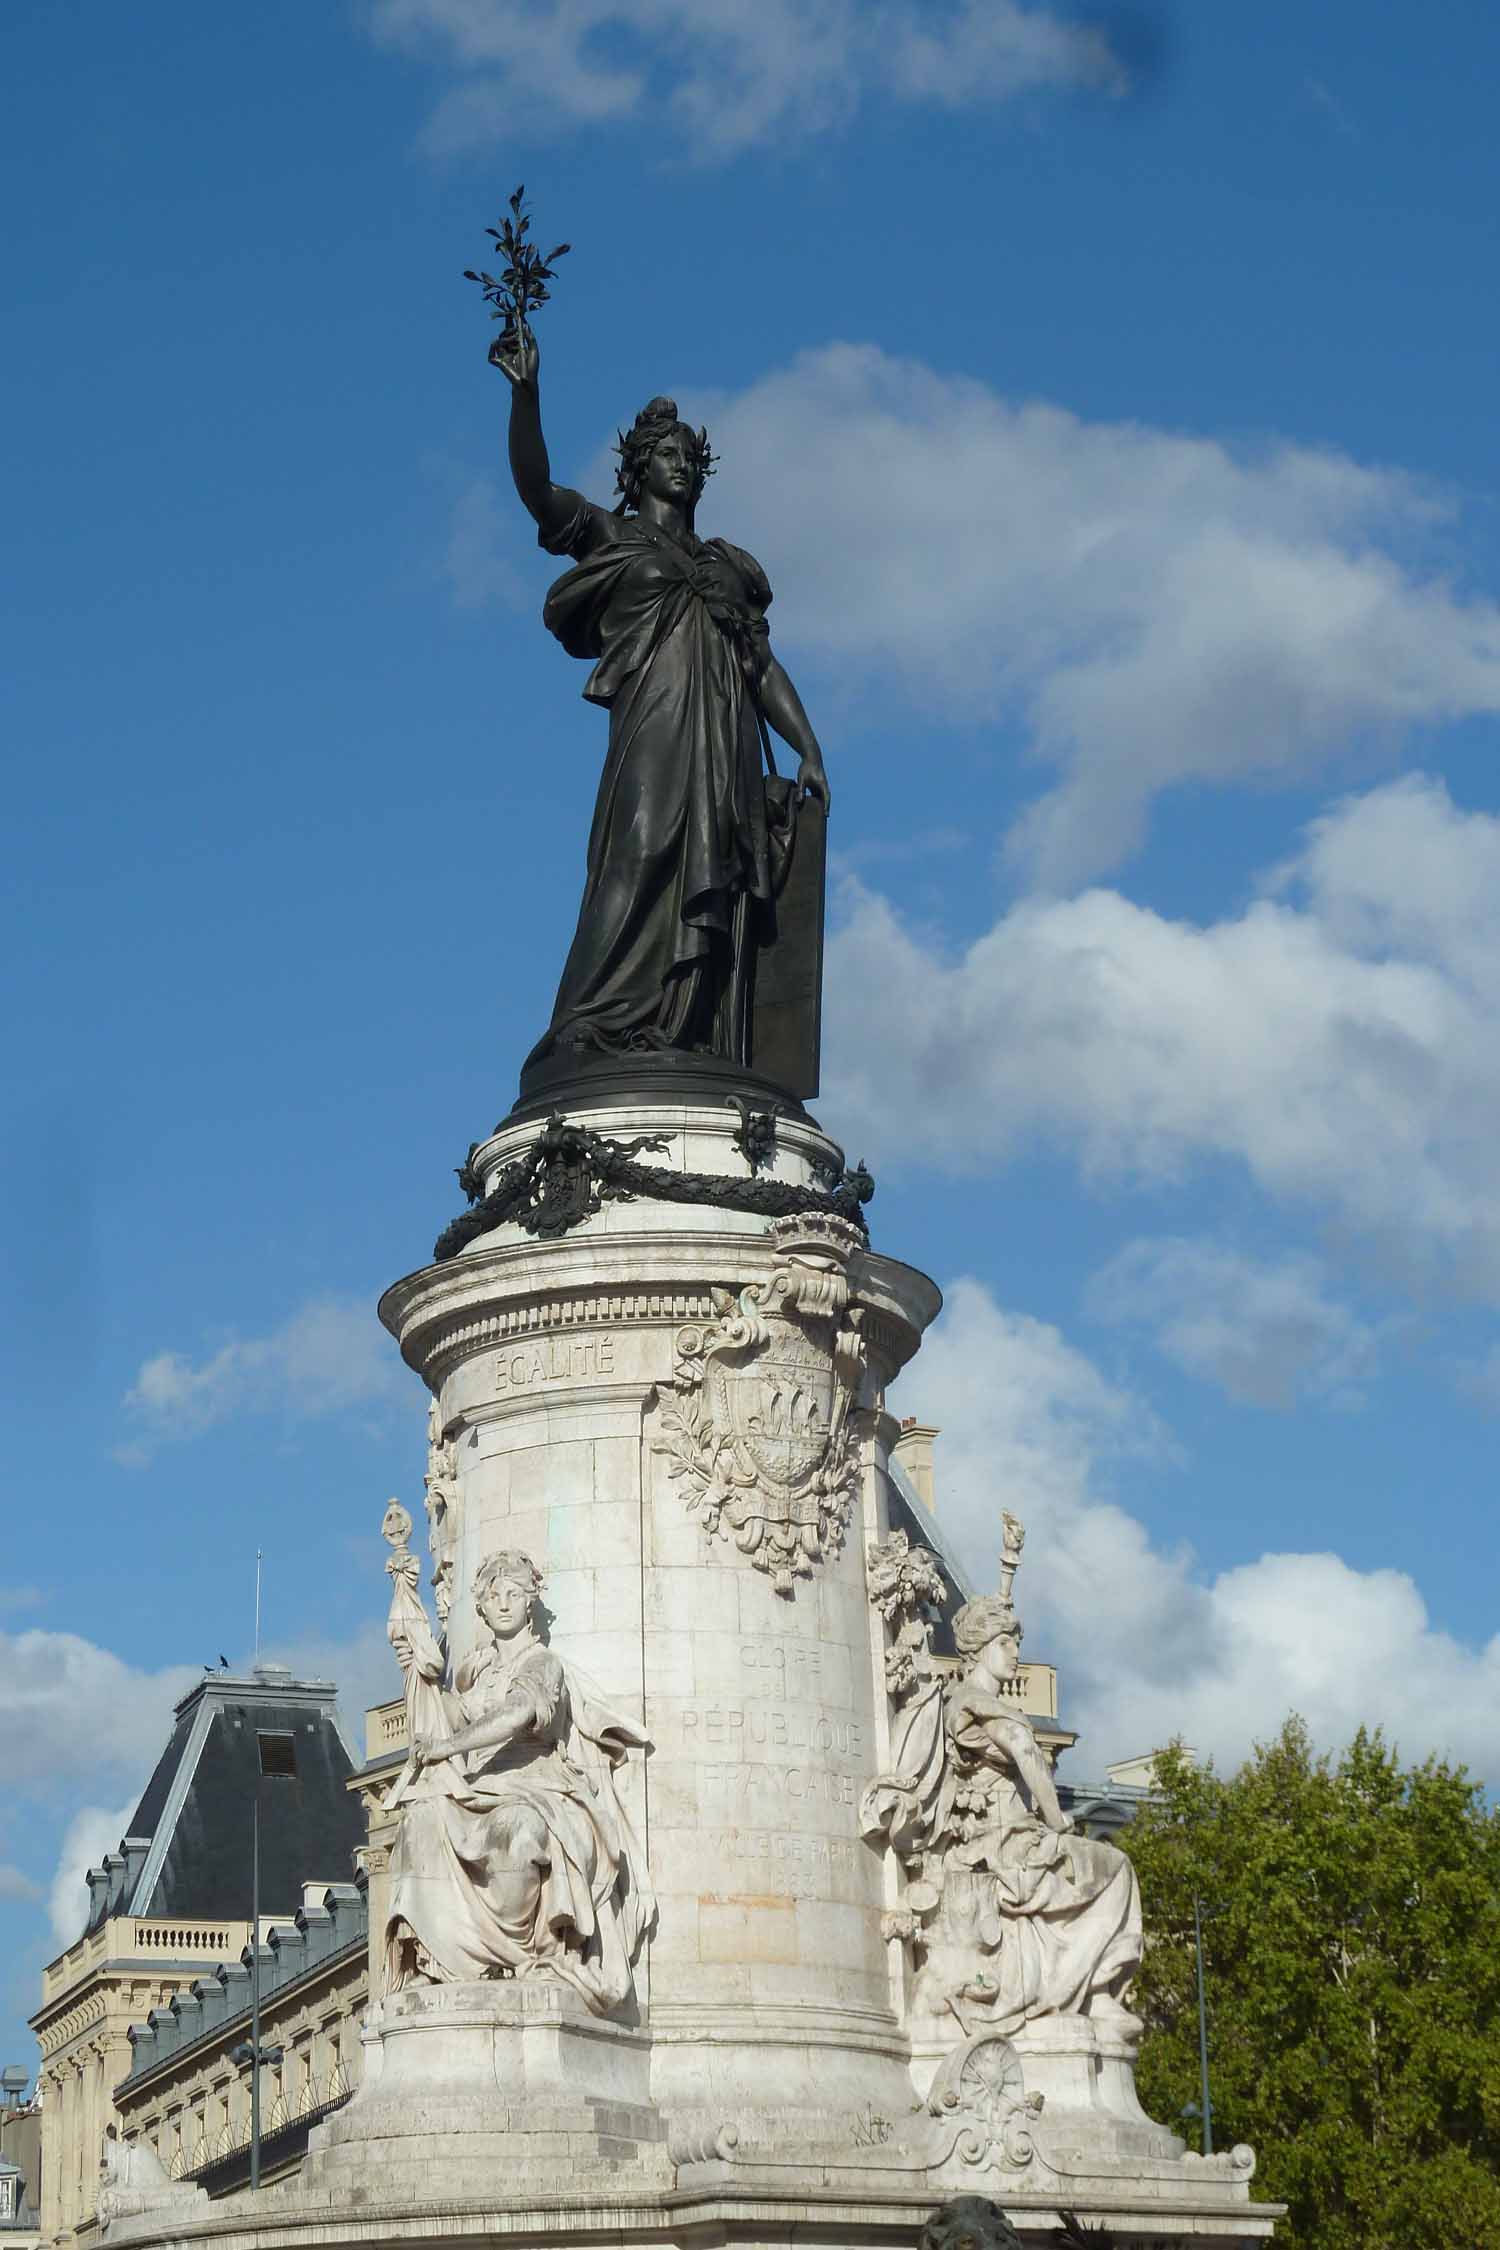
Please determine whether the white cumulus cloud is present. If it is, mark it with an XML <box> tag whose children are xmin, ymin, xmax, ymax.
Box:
<box><xmin>827</xmin><ymin>775</ymin><xmax>1500</xmax><ymax>1298</ymax></box>
<box><xmin>688</xmin><ymin>347</ymin><xmax>1500</xmax><ymax>884</ymax></box>
<box><xmin>1087</xmin><ymin>1237</ymin><xmax>1381</xmax><ymax>1409</ymax></box>
<box><xmin>897</xmin><ymin>1277</ymin><xmax>1500</xmax><ymax>1777</ymax></box>
<box><xmin>257</xmin><ymin>1619</ymin><xmax>402</xmax><ymax>1753</ymax></box>
<box><xmin>371</xmin><ymin>0</ymin><xmax>1124</xmax><ymax>159</ymax></box>
<box><xmin>47</xmin><ymin>1799</ymin><xmax>143</xmax><ymax>1948</ymax></box>
<box><xmin>119</xmin><ymin>1294</ymin><xmax>411</xmax><ymax>1459</ymax></box>
<box><xmin>458</xmin><ymin>346</ymin><xmax>1500</xmax><ymax>883</ymax></box>
<box><xmin>0</xmin><ymin>1631</ymin><xmax>197</xmax><ymax>1796</ymax></box>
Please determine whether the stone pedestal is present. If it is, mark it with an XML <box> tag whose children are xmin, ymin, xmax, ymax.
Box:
<box><xmin>302</xmin><ymin>1984</ymin><xmax>668</xmax><ymax>2194</ymax></box>
<box><xmin>379</xmin><ymin>1097</ymin><xmax>932</xmax><ymax>2139</ymax></box>
<box><xmin>103</xmin><ymin>1095</ymin><xmax>1277</xmax><ymax>2250</ymax></box>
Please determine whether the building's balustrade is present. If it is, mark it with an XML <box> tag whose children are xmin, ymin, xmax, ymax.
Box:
<box><xmin>926</xmin><ymin>1656</ymin><xmax>1056</xmax><ymax>1710</ymax></box>
<box><xmin>38</xmin><ymin>1919</ymin><xmax>252</xmax><ymax>2008</ymax></box>
<box><xmin>132</xmin><ymin>1925</ymin><xmax>234</xmax><ymax>1955</ymax></box>
<box><xmin>364</xmin><ymin>1700</ymin><xmax>408</xmax><ymax>1759</ymax></box>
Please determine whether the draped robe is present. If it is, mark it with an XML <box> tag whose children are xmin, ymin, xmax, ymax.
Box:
<box><xmin>385</xmin><ymin>1635</ymin><xmax>653</xmax><ymax>2013</ymax></box>
<box><xmin>526</xmin><ymin>494</ymin><xmax>786</xmax><ymax>1072</ymax></box>
<box><xmin>861</xmin><ymin>1673</ymin><xmax>1142</xmax><ymax>2036</ymax></box>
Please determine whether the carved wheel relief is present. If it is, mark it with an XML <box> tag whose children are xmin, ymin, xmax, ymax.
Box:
<box><xmin>925</xmin><ymin>2031</ymin><xmax>1043</xmax><ymax>2171</ymax></box>
<box><xmin>653</xmin><ymin>1214</ymin><xmax>870</xmax><ymax>1595</ymax></box>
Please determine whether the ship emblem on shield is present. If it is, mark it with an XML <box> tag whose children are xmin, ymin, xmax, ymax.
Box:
<box><xmin>655</xmin><ymin>1214</ymin><xmax>869</xmax><ymax>1594</ymax></box>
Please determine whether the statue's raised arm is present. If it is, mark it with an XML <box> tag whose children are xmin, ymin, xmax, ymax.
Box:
<box><xmin>491</xmin><ymin>319</ymin><xmax>579</xmax><ymax>551</ymax></box>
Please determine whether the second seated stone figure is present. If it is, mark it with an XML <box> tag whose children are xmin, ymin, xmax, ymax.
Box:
<box><xmin>861</xmin><ymin>1516</ymin><xmax>1141</xmax><ymax>2041</ymax></box>
<box><xmin>382</xmin><ymin>1543</ymin><xmax>655</xmax><ymax>2014</ymax></box>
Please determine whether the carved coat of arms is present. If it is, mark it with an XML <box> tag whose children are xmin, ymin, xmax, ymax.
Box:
<box><xmin>654</xmin><ymin>1214</ymin><xmax>869</xmax><ymax>1595</ymax></box>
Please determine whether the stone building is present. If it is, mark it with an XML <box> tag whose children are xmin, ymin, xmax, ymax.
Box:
<box><xmin>0</xmin><ymin>2073</ymin><xmax>42</xmax><ymax>2243</ymax></box>
<box><xmin>0</xmin><ymin>2081</ymin><xmax>42</xmax><ymax>2250</ymax></box>
<box><xmin>112</xmin><ymin>1879</ymin><xmax>367</xmax><ymax>2197</ymax></box>
<box><xmin>30</xmin><ymin>1666</ymin><xmax>364</xmax><ymax>2237</ymax></box>
<box><xmin>0</xmin><ymin>2151</ymin><xmax>41</xmax><ymax>2250</ymax></box>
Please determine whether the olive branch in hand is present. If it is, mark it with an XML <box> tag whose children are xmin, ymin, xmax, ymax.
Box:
<box><xmin>463</xmin><ymin>185</ymin><xmax>570</xmax><ymax>343</ymax></box>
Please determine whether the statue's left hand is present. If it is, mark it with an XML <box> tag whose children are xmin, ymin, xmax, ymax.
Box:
<box><xmin>797</xmin><ymin>753</ymin><xmax>831</xmax><ymax>814</ymax></box>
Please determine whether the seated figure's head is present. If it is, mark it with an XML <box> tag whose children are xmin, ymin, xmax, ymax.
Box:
<box><xmin>953</xmin><ymin>1593</ymin><xmax>1023</xmax><ymax>1678</ymax></box>
<box><xmin>473</xmin><ymin>1549</ymin><xmax>544</xmax><ymax>1641</ymax></box>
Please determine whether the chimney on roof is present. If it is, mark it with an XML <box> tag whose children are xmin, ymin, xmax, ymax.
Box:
<box><xmin>893</xmin><ymin>1420</ymin><xmax>940</xmax><ymax>1511</ymax></box>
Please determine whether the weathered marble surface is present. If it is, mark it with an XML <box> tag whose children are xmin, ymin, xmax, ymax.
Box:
<box><xmin>103</xmin><ymin>1100</ymin><xmax>1277</xmax><ymax>2248</ymax></box>
<box><xmin>382</xmin><ymin>1544</ymin><xmax>654</xmax><ymax>2011</ymax></box>
<box><xmin>377</xmin><ymin>1100</ymin><xmax>938</xmax><ymax>2128</ymax></box>
<box><xmin>860</xmin><ymin>1516</ymin><xmax>1143</xmax><ymax>2081</ymax></box>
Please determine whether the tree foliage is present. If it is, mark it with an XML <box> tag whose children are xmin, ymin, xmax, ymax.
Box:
<box><xmin>1116</xmin><ymin>1718</ymin><xmax>1500</xmax><ymax>2250</ymax></box>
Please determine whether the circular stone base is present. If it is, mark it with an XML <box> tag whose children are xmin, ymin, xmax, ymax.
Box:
<box><xmin>509</xmin><ymin>1048</ymin><xmax>816</xmax><ymax>1130</ymax></box>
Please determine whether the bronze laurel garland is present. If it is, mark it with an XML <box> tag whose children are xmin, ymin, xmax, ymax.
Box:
<box><xmin>433</xmin><ymin>1113</ymin><xmax>874</xmax><ymax>1261</ymax></box>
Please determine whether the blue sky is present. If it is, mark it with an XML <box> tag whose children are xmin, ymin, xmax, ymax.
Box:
<box><xmin>6</xmin><ymin>0</ymin><xmax>1500</xmax><ymax>2065</ymax></box>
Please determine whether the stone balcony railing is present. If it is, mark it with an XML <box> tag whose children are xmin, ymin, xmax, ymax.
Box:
<box><xmin>40</xmin><ymin>1920</ymin><xmax>254</xmax><ymax>2006</ymax></box>
<box><xmin>365</xmin><ymin>1700</ymin><xmax>409</xmax><ymax>1761</ymax></box>
<box><xmin>927</xmin><ymin>1658</ymin><xmax>1057</xmax><ymax>1717</ymax></box>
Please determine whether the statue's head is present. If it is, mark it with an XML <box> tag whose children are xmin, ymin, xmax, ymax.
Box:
<box><xmin>614</xmin><ymin>396</ymin><xmax>715</xmax><ymax>521</ymax></box>
<box><xmin>473</xmin><ymin>1548</ymin><xmax>544</xmax><ymax>1640</ymax></box>
<box><xmin>953</xmin><ymin>1593</ymin><xmax>1022</xmax><ymax>1676</ymax></box>
<box><xmin>918</xmin><ymin>2196</ymin><xmax>1023</xmax><ymax>2250</ymax></box>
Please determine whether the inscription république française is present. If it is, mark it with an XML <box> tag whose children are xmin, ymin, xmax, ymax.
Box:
<box><xmin>700</xmin><ymin>1760</ymin><xmax>858</xmax><ymax>1808</ymax></box>
<box><xmin>682</xmin><ymin>1706</ymin><xmax>864</xmax><ymax>1761</ymax></box>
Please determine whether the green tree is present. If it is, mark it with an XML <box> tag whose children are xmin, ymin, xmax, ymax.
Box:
<box><xmin>1116</xmin><ymin>1719</ymin><xmax>1500</xmax><ymax>2250</ymax></box>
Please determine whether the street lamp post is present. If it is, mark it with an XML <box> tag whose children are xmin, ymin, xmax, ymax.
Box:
<box><xmin>1192</xmin><ymin>1892</ymin><xmax>1214</xmax><ymax>2157</ymax></box>
<box><xmin>234</xmin><ymin>1729</ymin><xmax>297</xmax><ymax>2189</ymax></box>
<box><xmin>250</xmin><ymin>1785</ymin><xmax>264</xmax><ymax>2187</ymax></box>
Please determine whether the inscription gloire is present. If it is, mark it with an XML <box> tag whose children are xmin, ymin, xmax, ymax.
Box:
<box><xmin>740</xmin><ymin>1640</ymin><xmax>822</xmax><ymax>1696</ymax></box>
<box><xmin>496</xmin><ymin>1334</ymin><xmax>616</xmax><ymax>1393</ymax></box>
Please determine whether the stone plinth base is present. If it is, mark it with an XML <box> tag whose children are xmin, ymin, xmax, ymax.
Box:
<box><xmin>103</xmin><ymin>1998</ymin><xmax>1276</xmax><ymax>2250</ymax></box>
<box><xmin>299</xmin><ymin>1982</ymin><xmax>669</xmax><ymax>2193</ymax></box>
<box><xmin>102</xmin><ymin>2169</ymin><xmax>1277</xmax><ymax>2250</ymax></box>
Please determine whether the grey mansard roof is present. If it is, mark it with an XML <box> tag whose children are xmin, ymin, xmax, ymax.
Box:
<box><xmin>77</xmin><ymin>1666</ymin><xmax>364</xmax><ymax>1942</ymax></box>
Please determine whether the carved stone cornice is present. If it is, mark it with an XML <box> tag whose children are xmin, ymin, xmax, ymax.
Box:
<box><xmin>381</xmin><ymin>1227</ymin><xmax>940</xmax><ymax>1395</ymax></box>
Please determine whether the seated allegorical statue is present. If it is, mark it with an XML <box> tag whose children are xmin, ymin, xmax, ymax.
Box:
<box><xmin>382</xmin><ymin>1543</ymin><xmax>655</xmax><ymax>2015</ymax></box>
<box><xmin>862</xmin><ymin>1515</ymin><xmax>1141</xmax><ymax>2039</ymax></box>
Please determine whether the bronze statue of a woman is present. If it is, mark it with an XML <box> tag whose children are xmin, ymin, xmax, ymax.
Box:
<box><xmin>492</xmin><ymin>319</ymin><xmax>830</xmax><ymax>1103</ymax></box>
